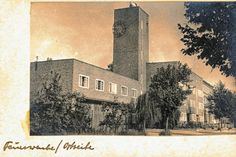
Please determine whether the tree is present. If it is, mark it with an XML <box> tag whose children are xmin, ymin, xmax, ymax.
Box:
<box><xmin>30</xmin><ymin>72</ymin><xmax>91</xmax><ymax>135</ymax></box>
<box><xmin>207</xmin><ymin>81</ymin><xmax>236</xmax><ymax>128</ymax></box>
<box><xmin>99</xmin><ymin>102</ymin><xmax>131</xmax><ymax>134</ymax></box>
<box><xmin>178</xmin><ymin>2</ymin><xmax>236</xmax><ymax>77</ymax></box>
<box><xmin>233</xmin><ymin>94</ymin><xmax>236</xmax><ymax>127</ymax></box>
<box><xmin>63</xmin><ymin>92</ymin><xmax>91</xmax><ymax>134</ymax></box>
<box><xmin>148</xmin><ymin>63</ymin><xmax>192</xmax><ymax>134</ymax></box>
<box><xmin>135</xmin><ymin>93</ymin><xmax>161</xmax><ymax>130</ymax></box>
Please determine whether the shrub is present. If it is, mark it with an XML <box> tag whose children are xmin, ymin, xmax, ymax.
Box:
<box><xmin>159</xmin><ymin>130</ymin><xmax>172</xmax><ymax>136</ymax></box>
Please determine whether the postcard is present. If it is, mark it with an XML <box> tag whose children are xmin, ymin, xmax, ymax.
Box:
<box><xmin>0</xmin><ymin>1</ymin><xmax>236</xmax><ymax>157</ymax></box>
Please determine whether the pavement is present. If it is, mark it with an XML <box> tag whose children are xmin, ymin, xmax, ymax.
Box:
<box><xmin>145</xmin><ymin>128</ymin><xmax>236</xmax><ymax>136</ymax></box>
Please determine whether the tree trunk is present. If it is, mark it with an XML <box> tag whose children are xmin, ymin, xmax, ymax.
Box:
<box><xmin>143</xmin><ymin>118</ymin><xmax>146</xmax><ymax>132</ymax></box>
<box><xmin>144</xmin><ymin>93</ymin><xmax>148</xmax><ymax>131</ymax></box>
<box><xmin>220</xmin><ymin>118</ymin><xmax>222</xmax><ymax>132</ymax></box>
<box><xmin>221</xmin><ymin>118</ymin><xmax>222</xmax><ymax>128</ymax></box>
<box><xmin>165</xmin><ymin>116</ymin><xmax>169</xmax><ymax>132</ymax></box>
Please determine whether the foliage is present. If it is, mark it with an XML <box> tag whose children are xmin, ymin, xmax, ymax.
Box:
<box><xmin>207</xmin><ymin>81</ymin><xmax>236</xmax><ymax>126</ymax></box>
<box><xmin>178</xmin><ymin>2</ymin><xmax>236</xmax><ymax>77</ymax></box>
<box><xmin>135</xmin><ymin>93</ymin><xmax>161</xmax><ymax>130</ymax></box>
<box><xmin>160</xmin><ymin>109</ymin><xmax>180</xmax><ymax>129</ymax></box>
<box><xmin>62</xmin><ymin>92</ymin><xmax>91</xmax><ymax>134</ymax></box>
<box><xmin>99</xmin><ymin>102</ymin><xmax>132</xmax><ymax>134</ymax></box>
<box><xmin>30</xmin><ymin>72</ymin><xmax>91</xmax><ymax>135</ymax></box>
<box><xmin>148</xmin><ymin>63</ymin><xmax>192</xmax><ymax>132</ymax></box>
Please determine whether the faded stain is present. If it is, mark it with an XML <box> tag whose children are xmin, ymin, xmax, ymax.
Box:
<box><xmin>21</xmin><ymin>111</ymin><xmax>30</xmax><ymax>138</ymax></box>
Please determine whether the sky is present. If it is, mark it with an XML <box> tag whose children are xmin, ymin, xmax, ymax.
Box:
<box><xmin>30</xmin><ymin>2</ymin><xmax>236</xmax><ymax>92</ymax></box>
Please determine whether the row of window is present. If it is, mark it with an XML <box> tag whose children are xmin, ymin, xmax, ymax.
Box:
<box><xmin>79</xmin><ymin>74</ymin><xmax>137</xmax><ymax>98</ymax></box>
<box><xmin>192</xmin><ymin>88</ymin><xmax>204</xmax><ymax>98</ymax></box>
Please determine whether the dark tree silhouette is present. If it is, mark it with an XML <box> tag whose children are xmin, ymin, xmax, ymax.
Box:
<box><xmin>99</xmin><ymin>102</ymin><xmax>131</xmax><ymax>134</ymax></box>
<box><xmin>207</xmin><ymin>81</ymin><xmax>236</xmax><ymax>128</ymax></box>
<box><xmin>178</xmin><ymin>2</ymin><xmax>236</xmax><ymax>77</ymax></box>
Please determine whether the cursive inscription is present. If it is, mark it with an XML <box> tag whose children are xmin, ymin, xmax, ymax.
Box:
<box><xmin>3</xmin><ymin>140</ymin><xmax>94</xmax><ymax>154</ymax></box>
<box><xmin>63</xmin><ymin>141</ymin><xmax>94</xmax><ymax>150</ymax></box>
<box><xmin>3</xmin><ymin>141</ymin><xmax>55</xmax><ymax>151</ymax></box>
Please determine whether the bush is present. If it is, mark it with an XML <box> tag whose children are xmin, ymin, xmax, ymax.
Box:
<box><xmin>159</xmin><ymin>130</ymin><xmax>172</xmax><ymax>136</ymax></box>
<box><xmin>30</xmin><ymin>72</ymin><xmax>92</xmax><ymax>135</ymax></box>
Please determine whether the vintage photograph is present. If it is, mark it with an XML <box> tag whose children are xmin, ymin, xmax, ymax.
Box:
<box><xmin>30</xmin><ymin>2</ymin><xmax>236</xmax><ymax>136</ymax></box>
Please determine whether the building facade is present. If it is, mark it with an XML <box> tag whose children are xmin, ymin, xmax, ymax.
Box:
<box><xmin>30</xmin><ymin>5</ymin><xmax>216</xmax><ymax>129</ymax></box>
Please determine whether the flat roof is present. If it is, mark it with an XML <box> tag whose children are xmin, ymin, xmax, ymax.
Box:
<box><xmin>31</xmin><ymin>58</ymin><xmax>140</xmax><ymax>83</ymax></box>
<box><xmin>115</xmin><ymin>6</ymin><xmax>149</xmax><ymax>16</ymax></box>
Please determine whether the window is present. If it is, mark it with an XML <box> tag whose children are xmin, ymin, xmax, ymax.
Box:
<box><xmin>109</xmin><ymin>82</ymin><xmax>117</xmax><ymax>94</ymax></box>
<box><xmin>141</xmin><ymin>20</ymin><xmax>143</xmax><ymax>29</ymax></box>
<box><xmin>95</xmin><ymin>79</ymin><xmax>104</xmax><ymax>91</ymax></box>
<box><xmin>190</xmin><ymin>99</ymin><xmax>195</xmax><ymax>107</ymax></box>
<box><xmin>121</xmin><ymin>86</ymin><xmax>128</xmax><ymax>96</ymax></box>
<box><xmin>199</xmin><ymin>103</ymin><xmax>204</xmax><ymax>110</ymax></box>
<box><xmin>131</xmin><ymin>88</ymin><xmax>137</xmax><ymax>98</ymax></box>
<box><xmin>198</xmin><ymin>89</ymin><xmax>203</xmax><ymax>97</ymax></box>
<box><xmin>79</xmin><ymin>74</ymin><xmax>89</xmax><ymax>88</ymax></box>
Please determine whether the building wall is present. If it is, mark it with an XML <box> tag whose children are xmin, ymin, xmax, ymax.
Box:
<box><xmin>186</xmin><ymin>72</ymin><xmax>204</xmax><ymax>123</ymax></box>
<box><xmin>72</xmin><ymin>59</ymin><xmax>141</xmax><ymax>104</ymax></box>
<box><xmin>138</xmin><ymin>7</ymin><xmax>149</xmax><ymax>93</ymax></box>
<box><xmin>202</xmin><ymin>80</ymin><xmax>215</xmax><ymax>124</ymax></box>
<box><xmin>30</xmin><ymin>59</ymin><xmax>141</xmax><ymax>130</ymax></box>
<box><xmin>30</xmin><ymin>59</ymin><xmax>73</xmax><ymax>102</ymax></box>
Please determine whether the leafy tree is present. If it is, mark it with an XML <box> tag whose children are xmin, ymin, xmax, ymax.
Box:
<box><xmin>148</xmin><ymin>63</ymin><xmax>192</xmax><ymax>133</ymax></box>
<box><xmin>99</xmin><ymin>102</ymin><xmax>131</xmax><ymax>134</ymax></box>
<box><xmin>30</xmin><ymin>72</ymin><xmax>91</xmax><ymax>135</ymax></box>
<box><xmin>63</xmin><ymin>92</ymin><xmax>91</xmax><ymax>134</ymax></box>
<box><xmin>135</xmin><ymin>93</ymin><xmax>149</xmax><ymax>130</ymax></box>
<box><xmin>233</xmin><ymin>94</ymin><xmax>236</xmax><ymax>127</ymax></box>
<box><xmin>135</xmin><ymin>93</ymin><xmax>161</xmax><ymax>130</ymax></box>
<box><xmin>178</xmin><ymin>2</ymin><xmax>236</xmax><ymax>77</ymax></box>
<box><xmin>207</xmin><ymin>81</ymin><xmax>236</xmax><ymax>128</ymax></box>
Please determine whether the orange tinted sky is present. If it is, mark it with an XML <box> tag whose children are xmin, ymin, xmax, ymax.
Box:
<box><xmin>31</xmin><ymin>2</ymin><xmax>236</xmax><ymax>91</ymax></box>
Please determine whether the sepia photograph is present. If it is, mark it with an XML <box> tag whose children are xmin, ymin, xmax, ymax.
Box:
<box><xmin>29</xmin><ymin>2</ymin><xmax>236</xmax><ymax>136</ymax></box>
<box><xmin>1</xmin><ymin>1</ymin><xmax>236</xmax><ymax>156</ymax></box>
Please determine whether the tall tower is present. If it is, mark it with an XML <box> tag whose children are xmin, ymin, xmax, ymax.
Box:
<box><xmin>113</xmin><ymin>5</ymin><xmax>149</xmax><ymax>93</ymax></box>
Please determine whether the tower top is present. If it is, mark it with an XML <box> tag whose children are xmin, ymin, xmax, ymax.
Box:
<box><xmin>129</xmin><ymin>2</ymin><xmax>138</xmax><ymax>8</ymax></box>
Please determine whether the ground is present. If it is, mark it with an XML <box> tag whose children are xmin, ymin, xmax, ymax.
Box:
<box><xmin>145</xmin><ymin>128</ymin><xmax>236</xmax><ymax>136</ymax></box>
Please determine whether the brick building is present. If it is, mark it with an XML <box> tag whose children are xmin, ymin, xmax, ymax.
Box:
<box><xmin>30</xmin><ymin>5</ymin><xmax>216</xmax><ymax>129</ymax></box>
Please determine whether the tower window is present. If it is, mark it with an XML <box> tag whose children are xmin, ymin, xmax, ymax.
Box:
<box><xmin>79</xmin><ymin>74</ymin><xmax>89</xmax><ymax>88</ymax></box>
<box><xmin>109</xmin><ymin>82</ymin><xmax>117</xmax><ymax>94</ymax></box>
<box><xmin>121</xmin><ymin>86</ymin><xmax>128</xmax><ymax>96</ymax></box>
<box><xmin>95</xmin><ymin>79</ymin><xmax>104</xmax><ymax>91</ymax></box>
<box><xmin>141</xmin><ymin>20</ymin><xmax>143</xmax><ymax>30</ymax></box>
